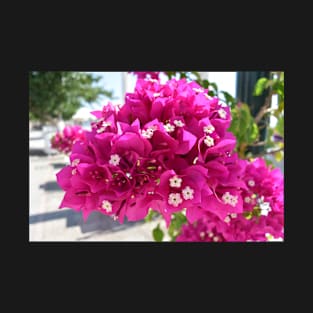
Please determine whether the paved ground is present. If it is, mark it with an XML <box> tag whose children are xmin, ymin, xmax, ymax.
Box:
<box><xmin>29</xmin><ymin>151</ymin><xmax>169</xmax><ymax>242</ymax></box>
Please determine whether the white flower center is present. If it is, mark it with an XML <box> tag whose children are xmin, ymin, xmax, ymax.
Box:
<box><xmin>222</xmin><ymin>192</ymin><xmax>232</xmax><ymax>204</ymax></box>
<box><xmin>229</xmin><ymin>195</ymin><xmax>238</xmax><ymax>207</ymax></box>
<box><xmin>103</xmin><ymin>121</ymin><xmax>112</xmax><ymax>127</ymax></box>
<box><xmin>222</xmin><ymin>192</ymin><xmax>238</xmax><ymax>207</ymax></box>
<box><xmin>109</xmin><ymin>154</ymin><xmax>121</xmax><ymax>166</ymax></box>
<box><xmin>96</xmin><ymin>127</ymin><xmax>106</xmax><ymax>133</ymax></box>
<box><xmin>203</xmin><ymin>125</ymin><xmax>215</xmax><ymax>134</ymax></box>
<box><xmin>71</xmin><ymin>159</ymin><xmax>80</xmax><ymax>167</ymax></box>
<box><xmin>208</xmin><ymin>231</ymin><xmax>214</xmax><ymax>238</ymax></box>
<box><xmin>230</xmin><ymin>213</ymin><xmax>237</xmax><ymax>219</ymax></box>
<box><xmin>164</xmin><ymin>123</ymin><xmax>175</xmax><ymax>133</ymax></box>
<box><xmin>224</xmin><ymin>216</ymin><xmax>231</xmax><ymax>223</ymax></box>
<box><xmin>101</xmin><ymin>200</ymin><xmax>112</xmax><ymax>213</ymax></box>
<box><xmin>193</xmin><ymin>87</ymin><xmax>204</xmax><ymax>93</ymax></box>
<box><xmin>248</xmin><ymin>180</ymin><xmax>255</xmax><ymax>187</ymax></box>
<box><xmin>218</xmin><ymin>108</ymin><xmax>227</xmax><ymax>119</ymax></box>
<box><xmin>141</xmin><ymin>127</ymin><xmax>154</xmax><ymax>139</ymax></box>
<box><xmin>168</xmin><ymin>193</ymin><xmax>183</xmax><ymax>207</ymax></box>
<box><xmin>204</xmin><ymin>135</ymin><xmax>214</xmax><ymax>147</ymax></box>
<box><xmin>182</xmin><ymin>186</ymin><xmax>194</xmax><ymax>200</ymax></box>
<box><xmin>213</xmin><ymin>236</ymin><xmax>219</xmax><ymax>242</ymax></box>
<box><xmin>169</xmin><ymin>176</ymin><xmax>182</xmax><ymax>188</ymax></box>
<box><xmin>153</xmin><ymin>92</ymin><xmax>161</xmax><ymax>97</ymax></box>
<box><xmin>244</xmin><ymin>196</ymin><xmax>251</xmax><ymax>203</ymax></box>
<box><xmin>260</xmin><ymin>201</ymin><xmax>272</xmax><ymax>216</ymax></box>
<box><xmin>173</xmin><ymin>120</ymin><xmax>185</xmax><ymax>127</ymax></box>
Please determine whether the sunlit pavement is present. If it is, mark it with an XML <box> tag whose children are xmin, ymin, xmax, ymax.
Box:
<box><xmin>29</xmin><ymin>153</ymin><xmax>169</xmax><ymax>242</ymax></box>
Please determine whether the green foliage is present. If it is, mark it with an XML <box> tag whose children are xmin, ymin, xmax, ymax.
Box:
<box><xmin>152</xmin><ymin>223</ymin><xmax>164</xmax><ymax>242</ymax></box>
<box><xmin>228</xmin><ymin>103</ymin><xmax>259</xmax><ymax>155</ymax></box>
<box><xmin>168</xmin><ymin>212</ymin><xmax>187</xmax><ymax>241</ymax></box>
<box><xmin>144</xmin><ymin>209</ymin><xmax>159</xmax><ymax>222</ymax></box>
<box><xmin>253</xmin><ymin>77</ymin><xmax>269</xmax><ymax>96</ymax></box>
<box><xmin>29</xmin><ymin>71</ymin><xmax>114</xmax><ymax>123</ymax></box>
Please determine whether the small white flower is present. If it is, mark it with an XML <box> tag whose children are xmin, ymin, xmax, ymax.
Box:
<box><xmin>200</xmin><ymin>231</ymin><xmax>206</xmax><ymax>239</ymax></box>
<box><xmin>213</xmin><ymin>236</ymin><xmax>219</xmax><ymax>242</ymax></box>
<box><xmin>204</xmin><ymin>135</ymin><xmax>214</xmax><ymax>147</ymax></box>
<box><xmin>147</xmin><ymin>78</ymin><xmax>158</xmax><ymax>83</ymax></box>
<box><xmin>153</xmin><ymin>92</ymin><xmax>161</xmax><ymax>97</ymax></box>
<box><xmin>207</xmin><ymin>231</ymin><xmax>214</xmax><ymax>238</ymax></box>
<box><xmin>71</xmin><ymin>168</ymin><xmax>77</xmax><ymax>175</ymax></box>
<box><xmin>222</xmin><ymin>192</ymin><xmax>232</xmax><ymax>205</ymax></box>
<box><xmin>224</xmin><ymin>216</ymin><xmax>231</xmax><ymax>223</ymax></box>
<box><xmin>169</xmin><ymin>176</ymin><xmax>182</xmax><ymax>188</ymax></box>
<box><xmin>244</xmin><ymin>196</ymin><xmax>251</xmax><ymax>203</ymax></box>
<box><xmin>193</xmin><ymin>87</ymin><xmax>204</xmax><ymax>93</ymax></box>
<box><xmin>168</xmin><ymin>193</ymin><xmax>183</xmax><ymax>207</ymax></box>
<box><xmin>103</xmin><ymin>121</ymin><xmax>112</xmax><ymax>127</ymax></box>
<box><xmin>164</xmin><ymin>123</ymin><xmax>175</xmax><ymax>133</ymax></box>
<box><xmin>142</xmin><ymin>127</ymin><xmax>154</xmax><ymax>139</ymax></box>
<box><xmin>101</xmin><ymin>200</ymin><xmax>112</xmax><ymax>213</ymax></box>
<box><xmin>222</xmin><ymin>193</ymin><xmax>238</xmax><ymax>207</ymax></box>
<box><xmin>109</xmin><ymin>154</ymin><xmax>121</xmax><ymax>166</ymax></box>
<box><xmin>173</xmin><ymin>120</ymin><xmax>185</xmax><ymax>127</ymax></box>
<box><xmin>260</xmin><ymin>202</ymin><xmax>271</xmax><ymax>216</ymax></box>
<box><xmin>96</xmin><ymin>127</ymin><xmax>106</xmax><ymax>133</ymax></box>
<box><xmin>218</xmin><ymin>108</ymin><xmax>227</xmax><ymax>119</ymax></box>
<box><xmin>229</xmin><ymin>195</ymin><xmax>238</xmax><ymax>207</ymax></box>
<box><xmin>230</xmin><ymin>213</ymin><xmax>237</xmax><ymax>219</ymax></box>
<box><xmin>182</xmin><ymin>186</ymin><xmax>194</xmax><ymax>200</ymax></box>
<box><xmin>71</xmin><ymin>158</ymin><xmax>80</xmax><ymax>167</ymax></box>
<box><xmin>203</xmin><ymin>125</ymin><xmax>215</xmax><ymax>134</ymax></box>
<box><xmin>248</xmin><ymin>180</ymin><xmax>255</xmax><ymax>187</ymax></box>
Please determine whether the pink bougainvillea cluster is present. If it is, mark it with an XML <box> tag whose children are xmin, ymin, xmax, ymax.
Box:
<box><xmin>56</xmin><ymin>75</ymin><xmax>284</xmax><ymax>241</ymax></box>
<box><xmin>51</xmin><ymin>125</ymin><xmax>86</xmax><ymax>154</ymax></box>
<box><xmin>130</xmin><ymin>71</ymin><xmax>161</xmax><ymax>80</ymax></box>
<box><xmin>176</xmin><ymin>158</ymin><xmax>284</xmax><ymax>242</ymax></box>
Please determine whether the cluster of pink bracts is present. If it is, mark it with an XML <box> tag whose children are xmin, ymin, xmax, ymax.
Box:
<box><xmin>51</xmin><ymin>125</ymin><xmax>86</xmax><ymax>154</ymax></box>
<box><xmin>56</xmin><ymin>75</ymin><xmax>284</xmax><ymax>241</ymax></box>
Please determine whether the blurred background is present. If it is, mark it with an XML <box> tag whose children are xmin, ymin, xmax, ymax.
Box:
<box><xmin>29</xmin><ymin>71</ymin><xmax>283</xmax><ymax>241</ymax></box>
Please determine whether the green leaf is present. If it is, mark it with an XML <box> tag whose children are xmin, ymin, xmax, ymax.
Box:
<box><xmin>247</xmin><ymin>121</ymin><xmax>259</xmax><ymax>144</ymax></box>
<box><xmin>190</xmin><ymin>71</ymin><xmax>201</xmax><ymax>80</ymax></box>
<box><xmin>220</xmin><ymin>90</ymin><xmax>236</xmax><ymax>107</ymax></box>
<box><xmin>200</xmin><ymin>79</ymin><xmax>209</xmax><ymax>89</ymax></box>
<box><xmin>208</xmin><ymin>81</ymin><xmax>218</xmax><ymax>94</ymax></box>
<box><xmin>243</xmin><ymin>211</ymin><xmax>252</xmax><ymax>220</ymax></box>
<box><xmin>152</xmin><ymin>224</ymin><xmax>164</xmax><ymax>242</ymax></box>
<box><xmin>168</xmin><ymin>212</ymin><xmax>187</xmax><ymax>241</ymax></box>
<box><xmin>276</xmin><ymin>115</ymin><xmax>284</xmax><ymax>136</ymax></box>
<box><xmin>264</xmin><ymin>157</ymin><xmax>274</xmax><ymax>167</ymax></box>
<box><xmin>144</xmin><ymin>209</ymin><xmax>159</xmax><ymax>222</ymax></box>
<box><xmin>253</xmin><ymin>77</ymin><xmax>269</xmax><ymax>96</ymax></box>
<box><xmin>238</xmin><ymin>103</ymin><xmax>251</xmax><ymax>140</ymax></box>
